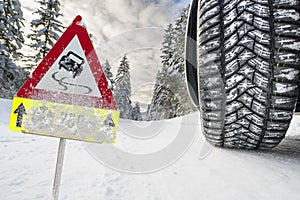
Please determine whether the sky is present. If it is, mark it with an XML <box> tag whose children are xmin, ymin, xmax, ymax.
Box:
<box><xmin>20</xmin><ymin>0</ymin><xmax>190</xmax><ymax>111</ymax></box>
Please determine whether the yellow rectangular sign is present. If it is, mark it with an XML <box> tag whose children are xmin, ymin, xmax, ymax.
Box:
<box><xmin>10</xmin><ymin>97</ymin><xmax>120</xmax><ymax>143</ymax></box>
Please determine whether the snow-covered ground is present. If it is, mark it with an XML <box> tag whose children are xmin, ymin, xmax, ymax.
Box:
<box><xmin>1</xmin><ymin>98</ymin><xmax>300</xmax><ymax>200</ymax></box>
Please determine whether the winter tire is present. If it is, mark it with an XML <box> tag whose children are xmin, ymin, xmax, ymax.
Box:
<box><xmin>185</xmin><ymin>0</ymin><xmax>300</xmax><ymax>149</ymax></box>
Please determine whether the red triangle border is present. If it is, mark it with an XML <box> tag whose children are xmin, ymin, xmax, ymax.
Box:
<box><xmin>17</xmin><ymin>16</ymin><xmax>118</xmax><ymax>110</ymax></box>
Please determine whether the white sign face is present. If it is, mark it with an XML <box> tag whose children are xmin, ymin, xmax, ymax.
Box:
<box><xmin>36</xmin><ymin>36</ymin><xmax>102</xmax><ymax>97</ymax></box>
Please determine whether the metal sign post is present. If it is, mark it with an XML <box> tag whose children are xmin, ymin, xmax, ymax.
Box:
<box><xmin>52</xmin><ymin>138</ymin><xmax>66</xmax><ymax>200</ymax></box>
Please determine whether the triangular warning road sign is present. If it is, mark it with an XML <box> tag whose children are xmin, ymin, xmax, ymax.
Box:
<box><xmin>10</xmin><ymin>16</ymin><xmax>119</xmax><ymax>144</ymax></box>
<box><xmin>17</xmin><ymin>15</ymin><xmax>117</xmax><ymax>110</ymax></box>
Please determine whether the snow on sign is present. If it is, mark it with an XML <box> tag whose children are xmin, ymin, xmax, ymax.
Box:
<box><xmin>9</xmin><ymin>16</ymin><xmax>120</xmax><ymax>144</ymax></box>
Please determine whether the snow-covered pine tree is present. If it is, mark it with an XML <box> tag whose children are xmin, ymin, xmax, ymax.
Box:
<box><xmin>0</xmin><ymin>0</ymin><xmax>24</xmax><ymax>59</ymax></box>
<box><xmin>171</xmin><ymin>6</ymin><xmax>196</xmax><ymax>116</ymax></box>
<box><xmin>172</xmin><ymin>6</ymin><xmax>189</xmax><ymax>73</ymax></box>
<box><xmin>148</xmin><ymin>6</ymin><xmax>196</xmax><ymax>120</ymax></box>
<box><xmin>114</xmin><ymin>55</ymin><xmax>133</xmax><ymax>119</ymax></box>
<box><xmin>0</xmin><ymin>0</ymin><xmax>27</xmax><ymax>98</ymax></box>
<box><xmin>145</xmin><ymin>104</ymin><xmax>151</xmax><ymax>121</ymax></box>
<box><xmin>148</xmin><ymin>22</ymin><xmax>180</xmax><ymax>120</ymax></box>
<box><xmin>28</xmin><ymin>0</ymin><xmax>64</xmax><ymax>63</ymax></box>
<box><xmin>148</xmin><ymin>82</ymin><xmax>180</xmax><ymax>120</ymax></box>
<box><xmin>132</xmin><ymin>102</ymin><xmax>143</xmax><ymax>121</ymax></box>
<box><xmin>102</xmin><ymin>59</ymin><xmax>114</xmax><ymax>91</ymax></box>
<box><xmin>161</xmin><ymin>23</ymin><xmax>174</xmax><ymax>72</ymax></box>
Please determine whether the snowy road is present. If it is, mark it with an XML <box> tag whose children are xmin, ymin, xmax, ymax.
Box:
<box><xmin>0</xmin><ymin>98</ymin><xmax>300</xmax><ymax>200</ymax></box>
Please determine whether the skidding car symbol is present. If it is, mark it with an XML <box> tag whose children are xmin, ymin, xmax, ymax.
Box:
<box><xmin>59</xmin><ymin>51</ymin><xmax>84</xmax><ymax>78</ymax></box>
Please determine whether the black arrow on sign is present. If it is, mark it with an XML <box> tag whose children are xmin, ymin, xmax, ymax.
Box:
<box><xmin>14</xmin><ymin>103</ymin><xmax>27</xmax><ymax>127</ymax></box>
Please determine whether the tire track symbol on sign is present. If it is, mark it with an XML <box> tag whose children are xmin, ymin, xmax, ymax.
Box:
<box><xmin>14</xmin><ymin>103</ymin><xmax>27</xmax><ymax>127</ymax></box>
